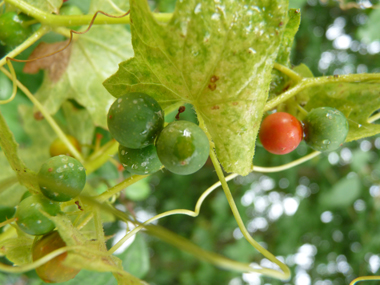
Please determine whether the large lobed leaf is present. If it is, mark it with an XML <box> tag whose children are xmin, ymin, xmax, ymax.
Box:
<box><xmin>24</xmin><ymin>0</ymin><xmax>62</xmax><ymax>14</ymax></box>
<box><xmin>104</xmin><ymin>0</ymin><xmax>288</xmax><ymax>175</ymax></box>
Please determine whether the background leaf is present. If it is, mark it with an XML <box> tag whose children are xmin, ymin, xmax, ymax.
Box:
<box><xmin>117</xmin><ymin>235</ymin><xmax>150</xmax><ymax>279</ymax></box>
<box><xmin>24</xmin><ymin>0</ymin><xmax>62</xmax><ymax>14</ymax></box>
<box><xmin>319</xmin><ymin>176</ymin><xmax>361</xmax><ymax>209</ymax></box>
<box><xmin>34</xmin><ymin>26</ymin><xmax>133</xmax><ymax>128</ymax></box>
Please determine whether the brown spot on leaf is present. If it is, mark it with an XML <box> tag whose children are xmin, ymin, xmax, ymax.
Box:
<box><xmin>210</xmin><ymin>75</ymin><xmax>219</xmax><ymax>83</ymax></box>
<box><xmin>232</xmin><ymin>102</ymin><xmax>238</xmax><ymax>106</ymax></box>
<box><xmin>23</xmin><ymin>40</ymin><xmax>72</xmax><ymax>82</ymax></box>
<box><xmin>208</xmin><ymin>83</ymin><xmax>216</xmax><ymax>91</ymax></box>
<box><xmin>334</xmin><ymin>74</ymin><xmax>339</xmax><ymax>78</ymax></box>
<box><xmin>34</xmin><ymin>111</ymin><xmax>44</xmax><ymax>121</ymax></box>
<box><xmin>295</xmin><ymin>9</ymin><xmax>300</xmax><ymax>13</ymax></box>
<box><xmin>211</xmin><ymin>105</ymin><xmax>220</xmax><ymax>110</ymax></box>
<box><xmin>48</xmin><ymin>168</ymin><xmax>53</xmax><ymax>172</ymax></box>
<box><xmin>279</xmin><ymin>21</ymin><xmax>283</xmax><ymax>26</ymax></box>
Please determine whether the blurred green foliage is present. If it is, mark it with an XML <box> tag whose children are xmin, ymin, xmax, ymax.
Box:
<box><xmin>1</xmin><ymin>0</ymin><xmax>380</xmax><ymax>284</ymax></box>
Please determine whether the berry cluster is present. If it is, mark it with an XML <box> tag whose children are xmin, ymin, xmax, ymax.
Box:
<box><xmin>107</xmin><ymin>93</ymin><xmax>210</xmax><ymax>176</ymax></box>
<box><xmin>13</xmin><ymin>154</ymin><xmax>86</xmax><ymax>282</ymax></box>
<box><xmin>259</xmin><ymin>107</ymin><xmax>349</xmax><ymax>155</ymax></box>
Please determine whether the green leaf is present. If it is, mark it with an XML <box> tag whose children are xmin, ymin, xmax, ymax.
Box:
<box><xmin>124</xmin><ymin>178</ymin><xmax>151</xmax><ymax>201</ymax></box>
<box><xmin>117</xmin><ymin>235</ymin><xmax>150</xmax><ymax>279</ymax></box>
<box><xmin>34</xmin><ymin>26</ymin><xmax>133</xmax><ymax>128</ymax></box>
<box><xmin>18</xmin><ymin>105</ymin><xmax>55</xmax><ymax>172</ymax></box>
<box><xmin>62</xmin><ymin>101</ymin><xmax>95</xmax><ymax>156</ymax></box>
<box><xmin>319</xmin><ymin>176</ymin><xmax>361</xmax><ymax>209</ymax></box>
<box><xmin>104</xmin><ymin>0</ymin><xmax>288</xmax><ymax>175</ymax></box>
<box><xmin>0</xmin><ymin>109</ymin><xmax>39</xmax><ymax>193</ymax></box>
<box><xmin>358</xmin><ymin>8</ymin><xmax>380</xmax><ymax>43</ymax></box>
<box><xmin>88</xmin><ymin>0</ymin><xmax>129</xmax><ymax>14</ymax></box>
<box><xmin>0</xmin><ymin>236</ymin><xmax>33</xmax><ymax>265</ymax></box>
<box><xmin>304</xmin><ymin>81</ymin><xmax>380</xmax><ymax>142</ymax></box>
<box><xmin>270</xmin><ymin>9</ymin><xmax>301</xmax><ymax>99</ymax></box>
<box><xmin>56</xmin><ymin>270</ymin><xmax>117</xmax><ymax>285</ymax></box>
<box><xmin>276</xmin><ymin>9</ymin><xmax>301</xmax><ymax>65</ymax></box>
<box><xmin>24</xmin><ymin>0</ymin><xmax>62</xmax><ymax>13</ymax></box>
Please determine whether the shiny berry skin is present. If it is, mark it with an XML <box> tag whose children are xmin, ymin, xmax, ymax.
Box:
<box><xmin>156</xmin><ymin>121</ymin><xmax>210</xmax><ymax>175</ymax></box>
<box><xmin>49</xmin><ymin>135</ymin><xmax>81</xmax><ymax>157</ymax></box>
<box><xmin>16</xmin><ymin>195</ymin><xmax>61</xmax><ymax>236</ymax></box>
<box><xmin>38</xmin><ymin>155</ymin><xmax>86</xmax><ymax>202</ymax></box>
<box><xmin>32</xmin><ymin>231</ymin><xmax>81</xmax><ymax>283</ymax></box>
<box><xmin>259</xmin><ymin>112</ymin><xmax>303</xmax><ymax>155</ymax></box>
<box><xmin>0</xmin><ymin>12</ymin><xmax>32</xmax><ymax>46</ymax></box>
<box><xmin>107</xmin><ymin>93</ymin><xmax>164</xmax><ymax>149</ymax></box>
<box><xmin>119</xmin><ymin>144</ymin><xmax>162</xmax><ymax>175</ymax></box>
<box><xmin>303</xmin><ymin>107</ymin><xmax>349</xmax><ymax>152</ymax></box>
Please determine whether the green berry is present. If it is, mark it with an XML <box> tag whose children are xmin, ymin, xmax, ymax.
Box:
<box><xmin>38</xmin><ymin>155</ymin><xmax>86</xmax><ymax>202</ymax></box>
<box><xmin>107</xmin><ymin>93</ymin><xmax>164</xmax><ymax>149</ymax></box>
<box><xmin>304</xmin><ymin>107</ymin><xmax>349</xmax><ymax>152</ymax></box>
<box><xmin>119</xmin><ymin>144</ymin><xmax>162</xmax><ymax>175</ymax></box>
<box><xmin>156</xmin><ymin>120</ymin><xmax>210</xmax><ymax>175</ymax></box>
<box><xmin>0</xmin><ymin>12</ymin><xmax>32</xmax><ymax>47</ymax></box>
<box><xmin>16</xmin><ymin>195</ymin><xmax>61</xmax><ymax>236</ymax></box>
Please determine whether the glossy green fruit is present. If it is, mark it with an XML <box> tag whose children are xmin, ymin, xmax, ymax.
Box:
<box><xmin>156</xmin><ymin>120</ymin><xmax>210</xmax><ymax>175</ymax></box>
<box><xmin>0</xmin><ymin>12</ymin><xmax>32</xmax><ymax>46</ymax></box>
<box><xmin>119</xmin><ymin>144</ymin><xmax>162</xmax><ymax>175</ymax></box>
<box><xmin>107</xmin><ymin>93</ymin><xmax>164</xmax><ymax>149</ymax></box>
<box><xmin>49</xmin><ymin>135</ymin><xmax>81</xmax><ymax>157</ymax></box>
<box><xmin>304</xmin><ymin>107</ymin><xmax>349</xmax><ymax>152</ymax></box>
<box><xmin>38</xmin><ymin>155</ymin><xmax>86</xmax><ymax>202</ymax></box>
<box><xmin>16</xmin><ymin>195</ymin><xmax>61</xmax><ymax>236</ymax></box>
<box><xmin>33</xmin><ymin>231</ymin><xmax>81</xmax><ymax>283</ymax></box>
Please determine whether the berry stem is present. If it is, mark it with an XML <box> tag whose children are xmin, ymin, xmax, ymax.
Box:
<box><xmin>84</xmin><ymin>139</ymin><xmax>119</xmax><ymax>175</ymax></box>
<box><xmin>273</xmin><ymin>62</ymin><xmax>302</xmax><ymax>82</ymax></box>
<box><xmin>4</xmin><ymin>0</ymin><xmax>173</xmax><ymax>26</ymax></box>
<box><xmin>265</xmin><ymin>73</ymin><xmax>380</xmax><ymax>111</ymax></box>
<box><xmin>0</xmin><ymin>66</ymin><xmax>84</xmax><ymax>163</ymax></box>
<box><xmin>0</xmin><ymin>25</ymin><xmax>50</xmax><ymax>68</ymax></box>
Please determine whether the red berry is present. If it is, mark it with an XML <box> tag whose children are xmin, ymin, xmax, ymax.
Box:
<box><xmin>259</xmin><ymin>112</ymin><xmax>303</xmax><ymax>155</ymax></box>
<box><xmin>32</xmin><ymin>231</ymin><xmax>80</xmax><ymax>283</ymax></box>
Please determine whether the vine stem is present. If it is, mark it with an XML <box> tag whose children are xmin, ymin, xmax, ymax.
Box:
<box><xmin>265</xmin><ymin>73</ymin><xmax>380</xmax><ymax>111</ymax></box>
<box><xmin>349</xmin><ymin>276</ymin><xmax>380</xmax><ymax>285</ymax></box>
<box><xmin>4</xmin><ymin>0</ymin><xmax>172</xmax><ymax>26</ymax></box>
<box><xmin>194</xmin><ymin>113</ymin><xmax>290</xmax><ymax>279</ymax></box>
<box><xmin>0</xmin><ymin>66</ymin><xmax>84</xmax><ymax>163</ymax></box>
<box><xmin>108</xmin><ymin>151</ymin><xmax>321</xmax><ymax>255</ymax></box>
<box><xmin>253</xmin><ymin>151</ymin><xmax>320</xmax><ymax>172</ymax></box>
<box><xmin>85</xmin><ymin>140</ymin><xmax>119</xmax><ymax>175</ymax></box>
<box><xmin>273</xmin><ymin>62</ymin><xmax>302</xmax><ymax>82</ymax></box>
<box><xmin>0</xmin><ymin>25</ymin><xmax>50</xmax><ymax>68</ymax></box>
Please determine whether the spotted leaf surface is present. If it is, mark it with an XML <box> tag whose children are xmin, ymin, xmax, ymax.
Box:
<box><xmin>104</xmin><ymin>0</ymin><xmax>288</xmax><ymax>175</ymax></box>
